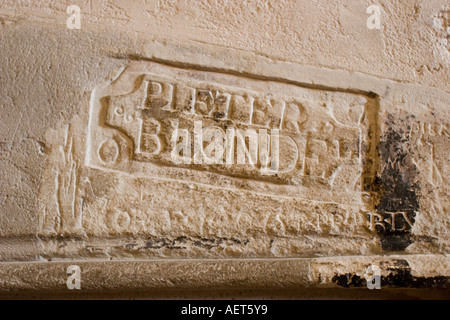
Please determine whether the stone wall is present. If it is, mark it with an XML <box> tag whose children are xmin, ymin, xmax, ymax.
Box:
<box><xmin>0</xmin><ymin>0</ymin><xmax>448</xmax><ymax>298</ymax></box>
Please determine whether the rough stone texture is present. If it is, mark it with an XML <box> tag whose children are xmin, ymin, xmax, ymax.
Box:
<box><xmin>0</xmin><ymin>0</ymin><xmax>449</xmax><ymax>298</ymax></box>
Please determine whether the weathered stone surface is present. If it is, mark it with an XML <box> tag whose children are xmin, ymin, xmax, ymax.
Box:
<box><xmin>0</xmin><ymin>1</ymin><xmax>448</xmax><ymax>297</ymax></box>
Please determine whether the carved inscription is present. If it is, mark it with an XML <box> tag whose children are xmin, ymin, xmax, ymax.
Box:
<box><xmin>87</xmin><ymin>61</ymin><xmax>378</xmax><ymax>205</ymax></box>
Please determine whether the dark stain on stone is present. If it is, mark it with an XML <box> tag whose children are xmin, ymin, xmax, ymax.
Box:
<box><xmin>192</xmin><ymin>237</ymin><xmax>249</xmax><ymax>248</ymax></box>
<box><xmin>379</xmin><ymin>234</ymin><xmax>413</xmax><ymax>251</ymax></box>
<box><xmin>193</xmin><ymin>241</ymin><xmax>214</xmax><ymax>249</ymax></box>
<box><xmin>378</xmin><ymin>234</ymin><xmax>437</xmax><ymax>251</ymax></box>
<box><xmin>137</xmin><ymin>236</ymin><xmax>250</xmax><ymax>250</ymax></box>
<box><xmin>332</xmin><ymin>273</ymin><xmax>366</xmax><ymax>288</ymax></box>
<box><xmin>144</xmin><ymin>237</ymin><xmax>185</xmax><ymax>250</ymax></box>
<box><xmin>213</xmin><ymin>111</ymin><xmax>226</xmax><ymax>119</ymax></box>
<box><xmin>175</xmin><ymin>236</ymin><xmax>187</xmax><ymax>242</ymax></box>
<box><xmin>332</xmin><ymin>260</ymin><xmax>449</xmax><ymax>289</ymax></box>
<box><xmin>373</xmin><ymin>115</ymin><xmax>420</xmax><ymax>251</ymax></box>
<box><xmin>125</xmin><ymin>243</ymin><xmax>136</xmax><ymax>249</ymax></box>
<box><xmin>367</xmin><ymin>91</ymin><xmax>377</xmax><ymax>98</ymax></box>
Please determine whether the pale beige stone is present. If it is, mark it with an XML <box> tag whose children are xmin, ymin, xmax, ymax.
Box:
<box><xmin>0</xmin><ymin>0</ymin><xmax>448</xmax><ymax>297</ymax></box>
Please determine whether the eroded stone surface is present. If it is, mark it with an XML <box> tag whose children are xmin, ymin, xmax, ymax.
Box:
<box><xmin>35</xmin><ymin>61</ymin><xmax>380</xmax><ymax>259</ymax></box>
<box><xmin>0</xmin><ymin>0</ymin><xmax>449</xmax><ymax>294</ymax></box>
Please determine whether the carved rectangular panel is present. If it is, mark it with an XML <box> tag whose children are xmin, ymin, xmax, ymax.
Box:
<box><xmin>87</xmin><ymin>61</ymin><xmax>378</xmax><ymax>205</ymax></box>
<box><xmin>38</xmin><ymin>61</ymin><xmax>380</xmax><ymax>258</ymax></box>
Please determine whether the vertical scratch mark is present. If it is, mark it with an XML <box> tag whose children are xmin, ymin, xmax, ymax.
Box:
<box><xmin>64</xmin><ymin>124</ymin><xmax>70</xmax><ymax>147</ymax></box>
<box><xmin>55</xmin><ymin>170</ymin><xmax>62</xmax><ymax>233</ymax></box>
<box><xmin>77</xmin><ymin>197</ymin><xmax>84</xmax><ymax>230</ymax></box>
<box><xmin>40</xmin><ymin>207</ymin><xmax>46</xmax><ymax>233</ymax></box>
<box><xmin>263</xmin><ymin>212</ymin><xmax>272</xmax><ymax>233</ymax></box>
<box><xmin>8</xmin><ymin>110</ymin><xmax>24</xmax><ymax>151</ymax></box>
<box><xmin>72</xmin><ymin>162</ymin><xmax>78</xmax><ymax>220</ymax></box>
